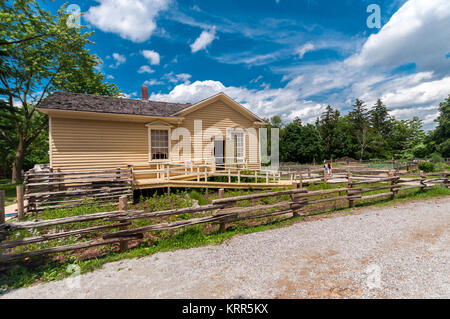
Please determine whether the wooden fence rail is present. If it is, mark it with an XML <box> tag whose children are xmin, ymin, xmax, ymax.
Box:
<box><xmin>1</xmin><ymin>170</ymin><xmax>448</xmax><ymax>263</ymax></box>
<box><xmin>24</xmin><ymin>167</ymin><xmax>133</xmax><ymax>214</ymax></box>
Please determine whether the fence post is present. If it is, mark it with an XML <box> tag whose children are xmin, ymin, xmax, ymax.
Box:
<box><xmin>419</xmin><ymin>170</ymin><xmax>425</xmax><ymax>192</ymax></box>
<box><xmin>299</xmin><ymin>170</ymin><xmax>303</xmax><ymax>188</ymax></box>
<box><xmin>444</xmin><ymin>169</ymin><xmax>448</xmax><ymax>188</ymax></box>
<box><xmin>388</xmin><ymin>169</ymin><xmax>395</xmax><ymax>199</ymax></box>
<box><xmin>0</xmin><ymin>190</ymin><xmax>5</xmax><ymax>225</ymax></box>
<box><xmin>218</xmin><ymin>189</ymin><xmax>226</xmax><ymax>232</ymax></box>
<box><xmin>16</xmin><ymin>185</ymin><xmax>24</xmax><ymax>220</ymax></box>
<box><xmin>118</xmin><ymin>195</ymin><xmax>129</xmax><ymax>252</ymax></box>
<box><xmin>290</xmin><ymin>185</ymin><xmax>305</xmax><ymax>218</ymax></box>
<box><xmin>308</xmin><ymin>167</ymin><xmax>311</xmax><ymax>178</ymax></box>
<box><xmin>347</xmin><ymin>168</ymin><xmax>354</xmax><ymax>208</ymax></box>
<box><xmin>323</xmin><ymin>168</ymin><xmax>327</xmax><ymax>183</ymax></box>
<box><xmin>237</xmin><ymin>170</ymin><xmax>240</xmax><ymax>183</ymax></box>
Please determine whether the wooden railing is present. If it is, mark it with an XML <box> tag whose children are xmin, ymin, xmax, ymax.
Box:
<box><xmin>133</xmin><ymin>159</ymin><xmax>282</xmax><ymax>185</ymax></box>
<box><xmin>0</xmin><ymin>170</ymin><xmax>448</xmax><ymax>263</ymax></box>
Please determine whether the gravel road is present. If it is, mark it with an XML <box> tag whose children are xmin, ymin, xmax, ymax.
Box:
<box><xmin>2</xmin><ymin>197</ymin><xmax>449</xmax><ymax>299</ymax></box>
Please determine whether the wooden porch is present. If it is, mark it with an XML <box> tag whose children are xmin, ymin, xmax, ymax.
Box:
<box><xmin>130</xmin><ymin>159</ymin><xmax>292</xmax><ymax>189</ymax></box>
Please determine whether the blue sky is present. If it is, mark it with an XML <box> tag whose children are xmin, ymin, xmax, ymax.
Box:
<box><xmin>45</xmin><ymin>0</ymin><xmax>449</xmax><ymax>129</ymax></box>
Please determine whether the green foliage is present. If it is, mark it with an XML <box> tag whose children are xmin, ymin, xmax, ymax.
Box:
<box><xmin>281</xmin><ymin>118</ymin><xmax>323</xmax><ymax>163</ymax></box>
<box><xmin>2</xmin><ymin>185</ymin><xmax>449</xmax><ymax>291</ymax></box>
<box><xmin>430</xmin><ymin>152</ymin><xmax>444</xmax><ymax>163</ymax></box>
<box><xmin>316</xmin><ymin>105</ymin><xmax>340</xmax><ymax>159</ymax></box>
<box><xmin>0</xmin><ymin>0</ymin><xmax>120</xmax><ymax>182</ymax></box>
<box><xmin>418</xmin><ymin>161</ymin><xmax>436</xmax><ymax>173</ymax></box>
<box><xmin>432</xmin><ymin>95</ymin><xmax>450</xmax><ymax>157</ymax></box>
<box><xmin>188</xmin><ymin>190</ymin><xmax>208</xmax><ymax>206</ymax></box>
<box><xmin>0</xmin><ymin>179</ymin><xmax>19</xmax><ymax>205</ymax></box>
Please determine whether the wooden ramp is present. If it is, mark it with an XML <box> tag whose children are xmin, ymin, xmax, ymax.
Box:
<box><xmin>134</xmin><ymin>178</ymin><xmax>294</xmax><ymax>189</ymax></box>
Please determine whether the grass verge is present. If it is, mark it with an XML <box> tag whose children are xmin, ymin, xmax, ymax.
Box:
<box><xmin>0</xmin><ymin>185</ymin><xmax>449</xmax><ymax>292</ymax></box>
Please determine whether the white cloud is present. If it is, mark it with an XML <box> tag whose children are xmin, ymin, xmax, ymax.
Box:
<box><xmin>190</xmin><ymin>27</ymin><xmax>216</xmax><ymax>53</ymax></box>
<box><xmin>163</xmin><ymin>72</ymin><xmax>192</xmax><ymax>84</ymax></box>
<box><xmin>250</xmin><ymin>75</ymin><xmax>263</xmax><ymax>84</ymax></box>
<box><xmin>271</xmin><ymin>0</ymin><xmax>450</xmax><ymax>129</ymax></box>
<box><xmin>150</xmin><ymin>80</ymin><xmax>326</xmax><ymax>124</ymax></box>
<box><xmin>380</xmin><ymin>76</ymin><xmax>450</xmax><ymax>108</ymax></box>
<box><xmin>297</xmin><ymin>42</ymin><xmax>314</xmax><ymax>59</ymax></box>
<box><xmin>85</xmin><ymin>0</ymin><xmax>171</xmax><ymax>43</ymax></box>
<box><xmin>137</xmin><ymin>65</ymin><xmax>155</xmax><ymax>74</ymax></box>
<box><xmin>346</xmin><ymin>0</ymin><xmax>450</xmax><ymax>72</ymax></box>
<box><xmin>141</xmin><ymin>50</ymin><xmax>161</xmax><ymax>65</ymax></box>
<box><xmin>110</xmin><ymin>53</ymin><xmax>126</xmax><ymax>68</ymax></box>
<box><xmin>120</xmin><ymin>92</ymin><xmax>137</xmax><ymax>99</ymax></box>
<box><xmin>144</xmin><ymin>79</ymin><xmax>164</xmax><ymax>86</ymax></box>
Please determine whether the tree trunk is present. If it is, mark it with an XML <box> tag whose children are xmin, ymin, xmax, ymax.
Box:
<box><xmin>11</xmin><ymin>139</ymin><xmax>25</xmax><ymax>184</ymax></box>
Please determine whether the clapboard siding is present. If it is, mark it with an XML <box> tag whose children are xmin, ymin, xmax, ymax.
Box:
<box><xmin>50</xmin><ymin>98</ymin><xmax>261</xmax><ymax>171</ymax></box>
<box><xmin>177</xmin><ymin>100</ymin><xmax>260</xmax><ymax>169</ymax></box>
<box><xmin>51</xmin><ymin>117</ymin><xmax>148</xmax><ymax>171</ymax></box>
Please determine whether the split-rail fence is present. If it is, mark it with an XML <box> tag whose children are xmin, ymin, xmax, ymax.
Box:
<box><xmin>0</xmin><ymin>170</ymin><xmax>448</xmax><ymax>263</ymax></box>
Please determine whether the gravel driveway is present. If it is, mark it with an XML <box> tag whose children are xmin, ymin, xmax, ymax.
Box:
<box><xmin>2</xmin><ymin>197</ymin><xmax>449</xmax><ymax>299</ymax></box>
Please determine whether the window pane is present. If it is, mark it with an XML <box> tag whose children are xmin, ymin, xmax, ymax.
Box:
<box><xmin>151</xmin><ymin>130</ymin><xmax>169</xmax><ymax>160</ymax></box>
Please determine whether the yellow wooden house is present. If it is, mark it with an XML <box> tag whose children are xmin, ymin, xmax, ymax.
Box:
<box><xmin>38</xmin><ymin>87</ymin><xmax>269</xmax><ymax>189</ymax></box>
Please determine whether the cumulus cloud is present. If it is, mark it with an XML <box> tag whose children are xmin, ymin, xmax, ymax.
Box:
<box><xmin>110</xmin><ymin>53</ymin><xmax>126</xmax><ymax>68</ymax></box>
<box><xmin>346</xmin><ymin>0</ymin><xmax>450</xmax><ymax>72</ymax></box>
<box><xmin>141</xmin><ymin>50</ymin><xmax>161</xmax><ymax>65</ymax></box>
<box><xmin>190</xmin><ymin>27</ymin><xmax>216</xmax><ymax>52</ymax></box>
<box><xmin>273</xmin><ymin>0</ymin><xmax>450</xmax><ymax>129</ymax></box>
<box><xmin>150</xmin><ymin>80</ymin><xmax>326</xmax><ymax>124</ymax></box>
<box><xmin>137</xmin><ymin>65</ymin><xmax>155</xmax><ymax>74</ymax></box>
<box><xmin>85</xmin><ymin>0</ymin><xmax>171</xmax><ymax>42</ymax></box>
<box><xmin>163</xmin><ymin>72</ymin><xmax>192</xmax><ymax>84</ymax></box>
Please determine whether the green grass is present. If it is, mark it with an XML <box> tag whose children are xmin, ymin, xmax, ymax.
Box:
<box><xmin>0</xmin><ymin>179</ymin><xmax>19</xmax><ymax>206</ymax></box>
<box><xmin>0</xmin><ymin>185</ymin><xmax>449</xmax><ymax>292</ymax></box>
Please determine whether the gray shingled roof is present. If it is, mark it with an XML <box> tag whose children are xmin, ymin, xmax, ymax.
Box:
<box><xmin>38</xmin><ymin>92</ymin><xmax>192</xmax><ymax>117</ymax></box>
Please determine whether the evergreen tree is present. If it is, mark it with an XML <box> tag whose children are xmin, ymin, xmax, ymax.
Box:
<box><xmin>348</xmin><ymin>99</ymin><xmax>370</xmax><ymax>160</ymax></box>
<box><xmin>368</xmin><ymin>99</ymin><xmax>391</xmax><ymax>158</ymax></box>
<box><xmin>317</xmin><ymin>105</ymin><xmax>340</xmax><ymax>159</ymax></box>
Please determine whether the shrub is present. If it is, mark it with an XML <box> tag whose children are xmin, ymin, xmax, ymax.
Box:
<box><xmin>430</xmin><ymin>152</ymin><xmax>443</xmax><ymax>163</ymax></box>
<box><xmin>188</xmin><ymin>190</ymin><xmax>207</xmax><ymax>205</ymax></box>
<box><xmin>418</xmin><ymin>161</ymin><xmax>436</xmax><ymax>173</ymax></box>
<box><xmin>412</xmin><ymin>143</ymin><xmax>428</xmax><ymax>158</ymax></box>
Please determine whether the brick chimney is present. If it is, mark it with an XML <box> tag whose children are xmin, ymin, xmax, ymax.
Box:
<box><xmin>141</xmin><ymin>85</ymin><xmax>148</xmax><ymax>100</ymax></box>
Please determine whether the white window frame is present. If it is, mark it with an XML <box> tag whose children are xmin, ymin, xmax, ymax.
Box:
<box><xmin>146</xmin><ymin>123</ymin><xmax>172</xmax><ymax>162</ymax></box>
<box><xmin>229</xmin><ymin>130</ymin><xmax>246</xmax><ymax>163</ymax></box>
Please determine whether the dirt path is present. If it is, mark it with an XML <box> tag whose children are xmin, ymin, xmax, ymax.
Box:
<box><xmin>2</xmin><ymin>197</ymin><xmax>449</xmax><ymax>299</ymax></box>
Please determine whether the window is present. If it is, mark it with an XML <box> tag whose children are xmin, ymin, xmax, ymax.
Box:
<box><xmin>150</xmin><ymin>129</ymin><xmax>169</xmax><ymax>160</ymax></box>
<box><xmin>232</xmin><ymin>132</ymin><xmax>244</xmax><ymax>161</ymax></box>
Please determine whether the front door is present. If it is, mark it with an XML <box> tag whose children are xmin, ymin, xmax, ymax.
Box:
<box><xmin>214</xmin><ymin>139</ymin><xmax>225</xmax><ymax>170</ymax></box>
